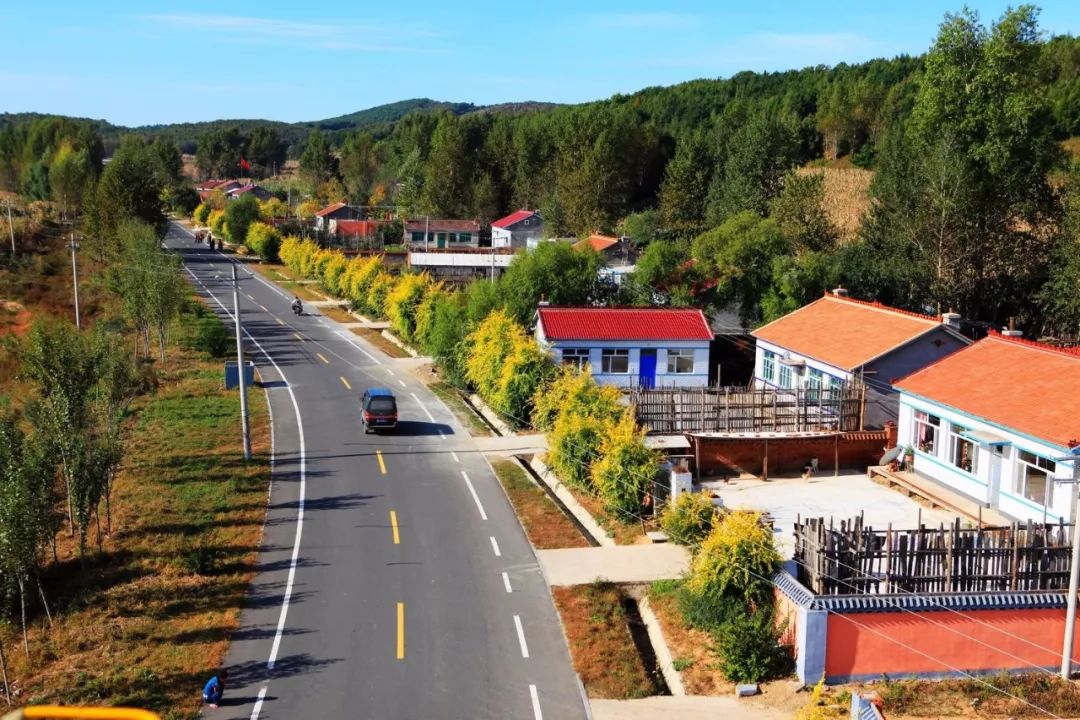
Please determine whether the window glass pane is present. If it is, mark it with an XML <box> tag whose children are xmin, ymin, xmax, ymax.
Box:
<box><xmin>461</xmin><ymin>233</ymin><xmax>471</xmax><ymax>243</ymax></box>
<box><xmin>762</xmin><ymin>351</ymin><xmax>775</xmax><ymax>381</ymax></box>
<box><xmin>779</xmin><ymin>365</ymin><xmax>792</xmax><ymax>388</ymax></box>
<box><xmin>562</xmin><ymin>348</ymin><xmax>589</xmax><ymax>369</ymax></box>
<box><xmin>1016</xmin><ymin>450</ymin><xmax>1055</xmax><ymax>505</ymax></box>
<box><xmin>667</xmin><ymin>349</ymin><xmax>694</xmax><ymax>373</ymax></box>
<box><xmin>913</xmin><ymin>411</ymin><xmax>940</xmax><ymax>454</ymax></box>
<box><xmin>602</xmin><ymin>349</ymin><xmax>629</xmax><ymax>373</ymax></box>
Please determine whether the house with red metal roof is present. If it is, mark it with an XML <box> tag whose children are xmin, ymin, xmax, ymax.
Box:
<box><xmin>314</xmin><ymin>202</ymin><xmax>363</xmax><ymax>232</ymax></box>
<box><xmin>535</xmin><ymin>305</ymin><xmax>713</xmax><ymax>388</ymax></box>
<box><xmin>751</xmin><ymin>288</ymin><xmax>970</xmax><ymax>427</ymax></box>
<box><xmin>894</xmin><ymin>332</ymin><xmax>1080</xmax><ymax>522</ymax></box>
<box><xmin>491</xmin><ymin>209</ymin><xmax>542</xmax><ymax>249</ymax></box>
<box><xmin>403</xmin><ymin>218</ymin><xmax>483</xmax><ymax>248</ymax></box>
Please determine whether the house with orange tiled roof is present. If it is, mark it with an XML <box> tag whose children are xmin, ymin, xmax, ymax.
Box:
<box><xmin>894</xmin><ymin>332</ymin><xmax>1080</xmax><ymax>522</ymax></box>
<box><xmin>751</xmin><ymin>289</ymin><xmax>970</xmax><ymax>427</ymax></box>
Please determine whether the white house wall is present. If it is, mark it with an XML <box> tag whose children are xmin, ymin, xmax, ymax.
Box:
<box><xmin>492</xmin><ymin>228</ymin><xmax>513</xmax><ymax>248</ymax></box>
<box><xmin>753</xmin><ymin>339</ymin><xmax>852</xmax><ymax>389</ymax></box>
<box><xmin>897</xmin><ymin>393</ymin><xmax>1074</xmax><ymax>522</ymax></box>
<box><xmin>536</xmin><ymin>329</ymin><xmax>710</xmax><ymax>388</ymax></box>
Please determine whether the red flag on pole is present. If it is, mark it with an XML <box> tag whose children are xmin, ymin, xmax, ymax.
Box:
<box><xmin>239</xmin><ymin>157</ymin><xmax>252</xmax><ymax>172</ymax></box>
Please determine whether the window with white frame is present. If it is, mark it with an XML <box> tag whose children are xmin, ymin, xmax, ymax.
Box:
<box><xmin>762</xmin><ymin>351</ymin><xmax>776</xmax><ymax>382</ymax></box>
<box><xmin>947</xmin><ymin>423</ymin><xmax>977</xmax><ymax>474</ymax></box>
<box><xmin>807</xmin><ymin>368</ymin><xmax>823</xmax><ymax>401</ymax></box>
<box><xmin>561</xmin><ymin>348</ymin><xmax>590</xmax><ymax>369</ymax></box>
<box><xmin>913</xmin><ymin>410</ymin><xmax>940</xmax><ymax>454</ymax></box>
<box><xmin>667</xmin><ymin>349</ymin><xmax>694</xmax><ymax>374</ymax></box>
<box><xmin>1015</xmin><ymin>450</ymin><xmax>1056</xmax><ymax>506</ymax></box>
<box><xmin>779</xmin><ymin>364</ymin><xmax>792</xmax><ymax>389</ymax></box>
<box><xmin>601</xmin><ymin>348</ymin><xmax>629</xmax><ymax>374</ymax></box>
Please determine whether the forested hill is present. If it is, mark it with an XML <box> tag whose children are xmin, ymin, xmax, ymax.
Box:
<box><xmin>3</xmin><ymin>9</ymin><xmax>1080</xmax><ymax>338</ymax></box>
<box><xmin>0</xmin><ymin>98</ymin><xmax>559</xmax><ymax>155</ymax></box>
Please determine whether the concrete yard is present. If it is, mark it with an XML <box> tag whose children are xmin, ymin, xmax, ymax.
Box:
<box><xmin>701</xmin><ymin>471</ymin><xmax>955</xmax><ymax>558</ymax></box>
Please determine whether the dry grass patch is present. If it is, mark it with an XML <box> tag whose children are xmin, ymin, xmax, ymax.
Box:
<box><xmin>566</xmin><ymin>486</ymin><xmax>651</xmax><ymax>545</ymax></box>
<box><xmin>248</xmin><ymin>262</ymin><xmax>303</xmax><ymax>282</ymax></box>
<box><xmin>2</xmin><ymin>345</ymin><xmax>270</xmax><ymax>719</ymax></box>
<box><xmin>647</xmin><ymin>580</ymin><xmax>729</xmax><ymax>695</ymax></box>
<box><xmin>845</xmin><ymin>674</ymin><xmax>1080</xmax><ymax>719</ymax></box>
<box><xmin>349</xmin><ymin>326</ymin><xmax>412</xmax><ymax>358</ymax></box>
<box><xmin>797</xmin><ymin>166</ymin><xmax>873</xmax><ymax>242</ymax></box>
<box><xmin>428</xmin><ymin>382</ymin><xmax>494</xmax><ymax>436</ymax></box>
<box><xmin>490</xmin><ymin>457</ymin><xmax>589</xmax><ymax>549</ymax></box>
<box><xmin>278</xmin><ymin>281</ymin><xmax>325</xmax><ymax>302</ymax></box>
<box><xmin>552</xmin><ymin>583</ymin><xmax>662</xmax><ymax>699</ymax></box>
<box><xmin>318</xmin><ymin>304</ymin><xmax>356</xmax><ymax>324</ymax></box>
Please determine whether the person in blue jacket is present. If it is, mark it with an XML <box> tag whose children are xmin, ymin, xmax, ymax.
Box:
<box><xmin>202</xmin><ymin>670</ymin><xmax>228</xmax><ymax>708</ymax></box>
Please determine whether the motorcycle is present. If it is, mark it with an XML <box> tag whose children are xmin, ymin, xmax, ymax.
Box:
<box><xmin>292</xmin><ymin>300</ymin><xmax>303</xmax><ymax>316</ymax></box>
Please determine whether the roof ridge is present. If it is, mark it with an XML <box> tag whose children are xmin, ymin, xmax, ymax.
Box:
<box><xmin>823</xmin><ymin>292</ymin><xmax>939</xmax><ymax>324</ymax></box>
<box><xmin>987</xmin><ymin>330</ymin><xmax>1080</xmax><ymax>360</ymax></box>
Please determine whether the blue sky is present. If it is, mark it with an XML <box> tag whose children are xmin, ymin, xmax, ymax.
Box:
<box><xmin>3</xmin><ymin>1</ymin><xmax>1079</xmax><ymax>127</ymax></box>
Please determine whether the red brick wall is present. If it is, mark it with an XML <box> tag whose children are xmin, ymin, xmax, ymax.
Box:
<box><xmin>690</xmin><ymin>432</ymin><xmax>888</xmax><ymax>478</ymax></box>
<box><xmin>826</xmin><ymin>608</ymin><xmax>1079</xmax><ymax>680</ymax></box>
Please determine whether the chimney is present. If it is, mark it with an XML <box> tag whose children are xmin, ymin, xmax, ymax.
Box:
<box><xmin>831</xmin><ymin>286</ymin><xmax>849</xmax><ymax>297</ymax></box>
<box><xmin>538</xmin><ymin>294</ymin><xmax>549</xmax><ymax>307</ymax></box>
<box><xmin>941</xmin><ymin>311</ymin><xmax>962</xmax><ymax>329</ymax></box>
<box><xmin>1002</xmin><ymin>316</ymin><xmax>1023</xmax><ymax>338</ymax></box>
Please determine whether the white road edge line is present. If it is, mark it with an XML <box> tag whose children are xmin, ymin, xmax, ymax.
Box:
<box><xmin>183</xmin><ymin>253</ymin><xmax>306</xmax><ymax>673</ymax></box>
<box><xmin>502</xmin><ymin>571</ymin><xmax>512</xmax><ymax>593</ymax></box>
<box><xmin>462</xmin><ymin>471</ymin><xmax>487</xmax><ymax>520</ymax></box>
<box><xmin>490</xmin><ymin>536</ymin><xmax>501</xmax><ymax>557</ymax></box>
<box><xmin>411</xmin><ymin>393</ymin><xmax>436</xmax><ymax>422</ymax></box>
<box><xmin>514</xmin><ymin>615</ymin><xmax>530</xmax><ymax>658</ymax></box>
<box><xmin>451</xmin><ymin>451</ymin><xmax>460</xmax><ymax>463</ymax></box>
<box><xmin>530</xmin><ymin>684</ymin><xmax>543</xmax><ymax>720</ymax></box>
<box><xmin>250</xmin><ymin>686</ymin><xmax>268</xmax><ymax>720</ymax></box>
<box><xmin>398</xmin><ymin>379</ymin><xmax>406</xmax><ymax>387</ymax></box>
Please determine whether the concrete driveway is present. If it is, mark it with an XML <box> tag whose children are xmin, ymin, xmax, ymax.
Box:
<box><xmin>701</xmin><ymin>471</ymin><xmax>955</xmax><ymax>558</ymax></box>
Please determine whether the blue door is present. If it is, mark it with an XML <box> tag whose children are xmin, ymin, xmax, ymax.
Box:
<box><xmin>639</xmin><ymin>349</ymin><xmax>657</xmax><ymax>389</ymax></box>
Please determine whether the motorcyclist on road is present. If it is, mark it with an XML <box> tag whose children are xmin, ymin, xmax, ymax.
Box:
<box><xmin>292</xmin><ymin>296</ymin><xmax>303</xmax><ymax>315</ymax></box>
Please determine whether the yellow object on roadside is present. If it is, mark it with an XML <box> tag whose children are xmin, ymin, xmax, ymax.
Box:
<box><xmin>2</xmin><ymin>707</ymin><xmax>160</xmax><ymax>720</ymax></box>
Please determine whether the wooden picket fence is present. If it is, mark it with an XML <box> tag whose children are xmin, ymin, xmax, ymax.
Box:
<box><xmin>794</xmin><ymin>515</ymin><xmax>1073</xmax><ymax>595</ymax></box>
<box><xmin>630</xmin><ymin>384</ymin><xmax>865</xmax><ymax>434</ymax></box>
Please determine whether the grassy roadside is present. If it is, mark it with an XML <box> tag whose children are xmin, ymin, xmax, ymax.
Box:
<box><xmin>647</xmin><ymin>580</ymin><xmax>729</xmax><ymax>695</ymax></box>
<box><xmin>349</xmin><ymin>326</ymin><xmax>411</xmax><ymax>358</ymax></box>
<box><xmin>490</xmin><ymin>457</ymin><xmax>589</xmax><ymax>549</ymax></box>
<box><xmin>278</xmin><ymin>281</ymin><xmax>325</xmax><ymax>302</ymax></box>
<box><xmin>571</xmin><ymin>488</ymin><xmax>650</xmax><ymax>545</ymax></box>
<box><xmin>319</xmin><ymin>304</ymin><xmax>356</xmax><ymax>324</ymax></box>
<box><xmin>552</xmin><ymin>583</ymin><xmax>662</xmax><ymax>699</ymax></box>
<box><xmin>247</xmin><ymin>261</ymin><xmax>303</xmax><ymax>283</ymax></box>
<box><xmin>429</xmin><ymin>382</ymin><xmax>494</xmax><ymax>437</ymax></box>
<box><xmin>2</xmin><ymin>338</ymin><xmax>270</xmax><ymax>719</ymax></box>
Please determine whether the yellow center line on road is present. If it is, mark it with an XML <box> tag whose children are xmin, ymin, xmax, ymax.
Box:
<box><xmin>340</xmin><ymin>376</ymin><xmax>352</xmax><ymax>390</ymax></box>
<box><xmin>390</xmin><ymin>510</ymin><xmax>400</xmax><ymax>545</ymax></box>
<box><xmin>294</xmin><ymin>333</ymin><xmax>303</xmax><ymax>341</ymax></box>
<box><xmin>396</xmin><ymin>602</ymin><xmax>405</xmax><ymax>660</ymax></box>
<box><xmin>316</xmin><ymin>352</ymin><xmax>329</xmax><ymax>364</ymax></box>
<box><xmin>376</xmin><ymin>450</ymin><xmax>387</xmax><ymax>475</ymax></box>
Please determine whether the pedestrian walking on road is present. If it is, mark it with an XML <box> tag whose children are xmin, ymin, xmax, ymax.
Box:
<box><xmin>202</xmin><ymin>670</ymin><xmax>228</xmax><ymax>709</ymax></box>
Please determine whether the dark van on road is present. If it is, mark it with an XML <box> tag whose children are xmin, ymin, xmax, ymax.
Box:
<box><xmin>361</xmin><ymin>388</ymin><xmax>398</xmax><ymax>433</ymax></box>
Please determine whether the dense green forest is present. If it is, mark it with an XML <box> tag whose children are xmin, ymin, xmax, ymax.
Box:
<box><xmin>3</xmin><ymin>7</ymin><xmax>1080</xmax><ymax>335</ymax></box>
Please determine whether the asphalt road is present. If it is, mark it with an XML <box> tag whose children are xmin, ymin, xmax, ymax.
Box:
<box><xmin>165</xmin><ymin>223</ymin><xmax>586</xmax><ymax>720</ymax></box>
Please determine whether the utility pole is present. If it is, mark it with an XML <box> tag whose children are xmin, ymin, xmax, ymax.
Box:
<box><xmin>424</xmin><ymin>215</ymin><xmax>430</xmax><ymax>251</ymax></box>
<box><xmin>1061</xmin><ymin>448</ymin><xmax>1080</xmax><ymax>679</ymax></box>
<box><xmin>232</xmin><ymin>264</ymin><xmax>252</xmax><ymax>460</ymax></box>
<box><xmin>5</xmin><ymin>200</ymin><xmax>14</xmax><ymax>257</ymax></box>
<box><xmin>68</xmin><ymin>233</ymin><xmax>81</xmax><ymax>330</ymax></box>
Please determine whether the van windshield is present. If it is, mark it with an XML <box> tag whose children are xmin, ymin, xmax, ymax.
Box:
<box><xmin>367</xmin><ymin>398</ymin><xmax>396</xmax><ymax>413</ymax></box>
